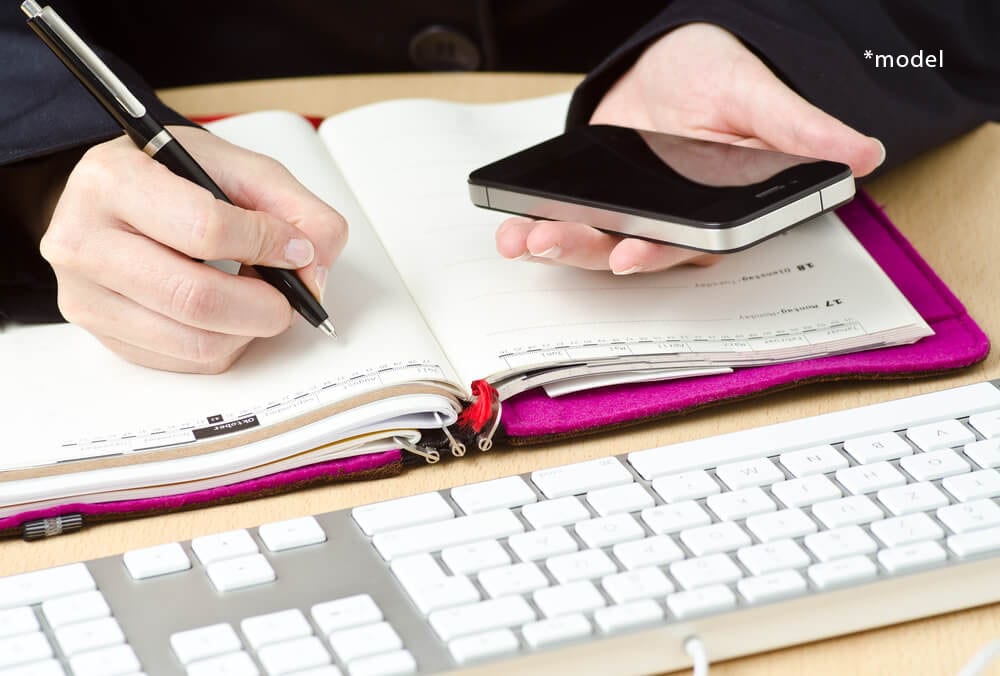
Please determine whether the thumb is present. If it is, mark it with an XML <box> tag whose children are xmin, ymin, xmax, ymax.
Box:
<box><xmin>738</xmin><ymin>70</ymin><xmax>886</xmax><ymax>177</ymax></box>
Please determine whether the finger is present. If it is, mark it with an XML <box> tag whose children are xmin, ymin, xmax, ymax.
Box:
<box><xmin>495</xmin><ymin>217</ymin><xmax>537</xmax><ymax>259</ymax></box>
<box><xmin>97</xmin><ymin>334</ymin><xmax>250</xmax><ymax>375</ymax></box>
<box><xmin>57</xmin><ymin>226</ymin><xmax>295</xmax><ymax>336</ymax></box>
<box><xmin>735</xmin><ymin>69</ymin><xmax>885</xmax><ymax>176</ymax></box>
<box><xmin>172</xmin><ymin>127</ymin><xmax>349</xmax><ymax>300</ymax></box>
<box><xmin>57</xmin><ymin>272</ymin><xmax>254</xmax><ymax>365</ymax></box>
<box><xmin>523</xmin><ymin>220</ymin><xmax>624</xmax><ymax>270</ymax></box>
<box><xmin>608</xmin><ymin>238</ymin><xmax>722</xmax><ymax>274</ymax></box>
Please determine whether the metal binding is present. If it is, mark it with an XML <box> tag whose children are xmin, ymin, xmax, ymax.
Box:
<box><xmin>435</xmin><ymin>412</ymin><xmax>466</xmax><ymax>456</ymax></box>
<box><xmin>21</xmin><ymin>513</ymin><xmax>85</xmax><ymax>541</ymax></box>
<box><xmin>393</xmin><ymin>436</ymin><xmax>440</xmax><ymax>464</ymax></box>
<box><xmin>478</xmin><ymin>400</ymin><xmax>503</xmax><ymax>451</ymax></box>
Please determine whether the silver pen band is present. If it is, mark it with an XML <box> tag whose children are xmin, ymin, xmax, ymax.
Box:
<box><xmin>142</xmin><ymin>129</ymin><xmax>173</xmax><ymax>156</ymax></box>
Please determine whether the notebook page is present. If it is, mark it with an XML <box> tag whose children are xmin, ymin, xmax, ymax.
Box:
<box><xmin>319</xmin><ymin>96</ymin><xmax>930</xmax><ymax>387</ymax></box>
<box><xmin>0</xmin><ymin>111</ymin><xmax>457</xmax><ymax>471</ymax></box>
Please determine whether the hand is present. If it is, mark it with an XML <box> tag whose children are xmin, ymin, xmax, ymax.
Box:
<box><xmin>495</xmin><ymin>22</ymin><xmax>885</xmax><ymax>274</ymax></box>
<box><xmin>41</xmin><ymin>126</ymin><xmax>347</xmax><ymax>373</ymax></box>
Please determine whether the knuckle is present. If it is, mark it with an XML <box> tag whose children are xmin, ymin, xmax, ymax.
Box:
<box><xmin>180</xmin><ymin>329</ymin><xmax>232</xmax><ymax>365</ymax></box>
<box><xmin>320</xmin><ymin>211</ymin><xmax>349</xmax><ymax>254</ymax></box>
<box><xmin>186</xmin><ymin>193</ymin><xmax>227</xmax><ymax>257</ymax></box>
<box><xmin>164</xmin><ymin>273</ymin><xmax>221</xmax><ymax>324</ymax></box>
<box><xmin>39</xmin><ymin>226</ymin><xmax>82</xmax><ymax>268</ymax></box>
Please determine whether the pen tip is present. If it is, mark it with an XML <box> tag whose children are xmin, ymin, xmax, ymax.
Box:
<box><xmin>319</xmin><ymin>320</ymin><xmax>338</xmax><ymax>340</ymax></box>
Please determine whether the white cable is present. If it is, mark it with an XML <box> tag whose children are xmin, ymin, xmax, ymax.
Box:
<box><xmin>957</xmin><ymin>639</ymin><xmax>1000</xmax><ymax>676</ymax></box>
<box><xmin>685</xmin><ymin>636</ymin><xmax>710</xmax><ymax>676</ymax></box>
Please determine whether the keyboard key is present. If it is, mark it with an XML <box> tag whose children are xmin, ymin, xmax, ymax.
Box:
<box><xmin>0</xmin><ymin>659</ymin><xmax>64</xmax><ymax>676</ymax></box>
<box><xmin>205</xmin><ymin>554</ymin><xmax>275</xmax><ymax>592</ymax></box>
<box><xmin>0</xmin><ymin>607</ymin><xmax>38</xmax><ymax>638</ymax></box>
<box><xmin>964</xmin><ymin>438</ymin><xmax>1000</xmax><ymax>469</ymax></box>
<box><xmin>448</xmin><ymin>629</ymin><xmax>519</xmax><ymax>664</ymax></box>
<box><xmin>312</xmin><ymin>596</ymin><xmax>383</xmax><ymax>635</ymax></box>
<box><xmin>520</xmin><ymin>497</ymin><xmax>590</xmax><ymax>530</ymax></box>
<box><xmin>670</xmin><ymin>554</ymin><xmax>743</xmax><ymax>590</ymax></box>
<box><xmin>601</xmin><ymin>567</ymin><xmax>673</xmax><ymax>604</ymax></box>
<box><xmin>508</xmin><ymin>527</ymin><xmax>578</xmax><ymax>562</ymax></box>
<box><xmin>0</xmin><ymin>564</ymin><xmax>96</xmax><ymax>610</ymax></box>
<box><xmin>870</xmin><ymin>513</ymin><xmax>944</xmax><ymax>548</ymax></box>
<box><xmin>67</xmin><ymin>644</ymin><xmax>141</xmax><ymax>676</ymax></box>
<box><xmin>521</xmin><ymin>614</ymin><xmax>591</xmax><ymax>649</ymax></box>
<box><xmin>594</xmin><ymin>600</ymin><xmax>663</xmax><ymax>634</ymax></box>
<box><xmin>187</xmin><ymin>650</ymin><xmax>259</xmax><ymax>676</ymax></box>
<box><xmin>41</xmin><ymin>591</ymin><xmax>110</xmax><ymax>629</ymax></box>
<box><xmin>171</xmin><ymin>623</ymin><xmax>241</xmax><ymax>665</ymax></box>
<box><xmin>666</xmin><ymin>585</ymin><xmax>736</xmax><ymax>619</ymax></box>
<box><xmin>807</xmin><ymin>555</ymin><xmax>878</xmax><ymax>589</ymax></box>
<box><xmin>451</xmin><ymin>476</ymin><xmax>536</xmax><ymax>515</ymax></box>
<box><xmin>294</xmin><ymin>668</ymin><xmax>343</xmax><ymax>676</ymax></box>
<box><xmin>737</xmin><ymin>570</ymin><xmax>808</xmax><ymax>604</ymax></box>
<box><xmin>429</xmin><ymin>596</ymin><xmax>535</xmax><ymax>641</ymax></box>
<box><xmin>586</xmin><ymin>483</ymin><xmax>654</xmax><ymax>516</ymax></box>
<box><xmin>190</xmin><ymin>529</ymin><xmax>258</xmax><ymax>565</ymax></box>
<box><xmin>122</xmin><ymin>542</ymin><xmax>192</xmax><ymax>580</ymax></box>
<box><xmin>680</xmin><ymin>522</ymin><xmax>751</xmax><ymax>556</ymax></box>
<box><xmin>641</xmin><ymin>501</ymin><xmax>711</xmax><ymax>534</ymax></box>
<box><xmin>441</xmin><ymin>540</ymin><xmax>510</xmax><ymax>575</ymax></box>
<box><xmin>877</xmin><ymin>541</ymin><xmax>947</xmax><ymax>574</ymax></box>
<box><xmin>968</xmin><ymin>410</ymin><xmax>1000</xmax><ymax>438</ymax></box>
<box><xmin>937</xmin><ymin>500</ymin><xmax>1000</xmax><ymax>534</ymax></box>
<box><xmin>900</xmin><ymin>450</ymin><xmax>971</xmax><ymax>482</ymax></box>
<box><xmin>0</xmin><ymin>632</ymin><xmax>53</xmax><ymax>669</ymax></box>
<box><xmin>942</xmin><ymin>469</ymin><xmax>1000</xmax><ymax>501</ymax></box>
<box><xmin>347</xmin><ymin>650</ymin><xmax>416</xmax><ymax>676</ymax></box>
<box><xmin>478</xmin><ymin>563</ymin><xmax>548</xmax><ymax>599</ymax></box>
<box><xmin>328</xmin><ymin>622</ymin><xmax>402</xmax><ymax>663</ymax></box>
<box><xmin>258</xmin><ymin>637</ymin><xmax>331</xmax><ymax>675</ymax></box>
<box><xmin>258</xmin><ymin>516</ymin><xmax>326</xmax><ymax>552</ymax></box>
<box><xmin>406</xmin><ymin>576</ymin><xmax>480</xmax><ymax>614</ymax></box>
<box><xmin>574</xmin><ymin>514</ymin><xmax>644</xmax><ymax>548</ymax></box>
<box><xmin>706</xmin><ymin>487</ymin><xmax>776</xmax><ymax>521</ymax></box>
<box><xmin>804</xmin><ymin>526</ymin><xmax>878</xmax><ymax>562</ymax></box>
<box><xmin>876</xmin><ymin>482</ymin><xmax>949</xmax><ymax>516</ymax></box>
<box><xmin>546</xmin><ymin>549</ymin><xmax>617</xmax><ymax>584</ymax></box>
<box><xmin>533</xmin><ymin>581</ymin><xmax>606</xmax><ymax>619</ymax></box>
<box><xmin>651</xmin><ymin>471</ymin><xmax>720</xmax><ymax>503</ymax></box>
<box><xmin>745</xmin><ymin>508</ymin><xmax>817</xmax><ymax>543</ymax></box>
<box><xmin>779</xmin><ymin>445</ymin><xmax>849</xmax><ymax>477</ymax></box>
<box><xmin>947</xmin><ymin>526</ymin><xmax>1000</xmax><ymax>558</ymax></box>
<box><xmin>836</xmin><ymin>462</ymin><xmax>906</xmax><ymax>495</ymax></box>
<box><xmin>612</xmin><ymin>535</ymin><xmax>684</xmax><ymax>570</ymax></box>
<box><xmin>241</xmin><ymin>609</ymin><xmax>312</xmax><ymax>651</ymax></box>
<box><xmin>906</xmin><ymin>419</ymin><xmax>975</xmax><ymax>451</ymax></box>
<box><xmin>812</xmin><ymin>495</ymin><xmax>883</xmax><ymax>529</ymax></box>
<box><xmin>771</xmin><ymin>475</ymin><xmax>841</xmax><ymax>508</ymax></box>
<box><xmin>842</xmin><ymin>433</ymin><xmax>912</xmax><ymax>464</ymax></box>
<box><xmin>715</xmin><ymin>458</ymin><xmax>784</xmax><ymax>490</ymax></box>
<box><xmin>389</xmin><ymin>554</ymin><xmax>446</xmax><ymax>589</ymax></box>
<box><xmin>737</xmin><ymin>540</ymin><xmax>811</xmax><ymax>576</ymax></box>
<box><xmin>53</xmin><ymin>617</ymin><xmax>124</xmax><ymax>656</ymax></box>
<box><xmin>352</xmin><ymin>492</ymin><xmax>453</xmax><ymax>536</ymax></box>
<box><xmin>372</xmin><ymin>510</ymin><xmax>523</xmax><ymax>560</ymax></box>
<box><xmin>530</xmin><ymin>457</ymin><xmax>633</xmax><ymax>499</ymax></box>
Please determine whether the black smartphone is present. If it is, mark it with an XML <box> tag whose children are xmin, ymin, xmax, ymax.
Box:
<box><xmin>468</xmin><ymin>124</ymin><xmax>854</xmax><ymax>253</ymax></box>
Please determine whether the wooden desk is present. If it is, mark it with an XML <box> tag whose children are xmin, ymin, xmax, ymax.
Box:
<box><xmin>5</xmin><ymin>73</ymin><xmax>999</xmax><ymax>675</ymax></box>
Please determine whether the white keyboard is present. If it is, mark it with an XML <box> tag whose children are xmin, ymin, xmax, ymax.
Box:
<box><xmin>3</xmin><ymin>381</ymin><xmax>1000</xmax><ymax>675</ymax></box>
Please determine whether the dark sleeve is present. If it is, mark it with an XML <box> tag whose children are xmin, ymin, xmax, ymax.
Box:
<box><xmin>567</xmin><ymin>0</ymin><xmax>1000</xmax><ymax>173</ymax></box>
<box><xmin>0</xmin><ymin>2</ymin><xmax>192</xmax><ymax>166</ymax></box>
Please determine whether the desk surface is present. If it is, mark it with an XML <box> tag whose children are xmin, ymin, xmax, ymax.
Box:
<box><xmin>6</xmin><ymin>73</ymin><xmax>1000</xmax><ymax>675</ymax></box>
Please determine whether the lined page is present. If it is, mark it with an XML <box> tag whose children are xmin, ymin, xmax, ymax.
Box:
<box><xmin>0</xmin><ymin>111</ymin><xmax>456</xmax><ymax>470</ymax></box>
<box><xmin>319</xmin><ymin>96</ymin><xmax>930</xmax><ymax>386</ymax></box>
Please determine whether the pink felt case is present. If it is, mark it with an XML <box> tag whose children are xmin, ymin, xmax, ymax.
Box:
<box><xmin>0</xmin><ymin>191</ymin><xmax>988</xmax><ymax>537</ymax></box>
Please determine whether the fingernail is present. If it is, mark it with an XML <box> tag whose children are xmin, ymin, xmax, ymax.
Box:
<box><xmin>534</xmin><ymin>245</ymin><xmax>561</xmax><ymax>259</ymax></box>
<box><xmin>315</xmin><ymin>265</ymin><xmax>328</xmax><ymax>301</ymax></box>
<box><xmin>613</xmin><ymin>265</ymin><xmax>642</xmax><ymax>276</ymax></box>
<box><xmin>873</xmin><ymin>138</ymin><xmax>887</xmax><ymax>167</ymax></box>
<box><xmin>284</xmin><ymin>238</ymin><xmax>314</xmax><ymax>267</ymax></box>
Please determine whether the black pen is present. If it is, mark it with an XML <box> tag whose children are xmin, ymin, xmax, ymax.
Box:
<box><xmin>21</xmin><ymin>0</ymin><xmax>337</xmax><ymax>339</ymax></box>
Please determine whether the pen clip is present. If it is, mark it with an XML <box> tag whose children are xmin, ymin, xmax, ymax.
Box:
<box><xmin>21</xmin><ymin>1</ymin><xmax>146</xmax><ymax>118</ymax></box>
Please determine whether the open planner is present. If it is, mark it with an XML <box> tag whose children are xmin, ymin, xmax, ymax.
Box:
<box><xmin>0</xmin><ymin>93</ymin><xmax>987</xmax><ymax>537</ymax></box>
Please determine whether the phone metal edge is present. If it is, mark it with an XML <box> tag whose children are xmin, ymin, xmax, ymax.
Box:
<box><xmin>468</xmin><ymin>175</ymin><xmax>855</xmax><ymax>253</ymax></box>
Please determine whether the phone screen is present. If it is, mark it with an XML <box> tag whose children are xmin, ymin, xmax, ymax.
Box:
<box><xmin>469</xmin><ymin>125</ymin><xmax>850</xmax><ymax>226</ymax></box>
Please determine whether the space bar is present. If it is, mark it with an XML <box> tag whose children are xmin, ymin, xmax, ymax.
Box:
<box><xmin>628</xmin><ymin>382</ymin><xmax>1000</xmax><ymax>479</ymax></box>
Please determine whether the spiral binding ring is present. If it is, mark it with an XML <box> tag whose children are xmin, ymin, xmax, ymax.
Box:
<box><xmin>393</xmin><ymin>436</ymin><xmax>440</xmax><ymax>464</ymax></box>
